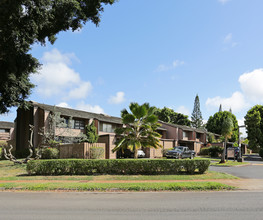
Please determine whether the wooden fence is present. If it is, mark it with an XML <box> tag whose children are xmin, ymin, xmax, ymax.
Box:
<box><xmin>58</xmin><ymin>142</ymin><xmax>106</xmax><ymax>159</ymax></box>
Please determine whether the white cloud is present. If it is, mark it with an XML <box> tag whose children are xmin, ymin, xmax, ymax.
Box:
<box><xmin>56</xmin><ymin>102</ymin><xmax>71</xmax><ymax>108</ymax></box>
<box><xmin>42</xmin><ymin>48</ymin><xmax>77</xmax><ymax>65</ymax></box>
<box><xmin>206</xmin><ymin>91</ymin><xmax>248</xmax><ymax>113</ymax></box>
<box><xmin>218</xmin><ymin>0</ymin><xmax>230</xmax><ymax>4</ymax></box>
<box><xmin>173</xmin><ymin>60</ymin><xmax>185</xmax><ymax>67</ymax></box>
<box><xmin>239</xmin><ymin>69</ymin><xmax>263</xmax><ymax>102</ymax></box>
<box><xmin>31</xmin><ymin>49</ymin><xmax>92</xmax><ymax>100</ymax></box>
<box><xmin>68</xmin><ymin>82</ymin><xmax>92</xmax><ymax>100</ymax></box>
<box><xmin>237</xmin><ymin>118</ymin><xmax>245</xmax><ymax>126</ymax></box>
<box><xmin>76</xmin><ymin>102</ymin><xmax>105</xmax><ymax>114</ymax></box>
<box><xmin>224</xmin><ymin>33</ymin><xmax>232</xmax><ymax>43</ymax></box>
<box><xmin>176</xmin><ymin>106</ymin><xmax>190</xmax><ymax>116</ymax></box>
<box><xmin>156</xmin><ymin>60</ymin><xmax>185</xmax><ymax>72</ymax></box>
<box><xmin>108</xmin><ymin>91</ymin><xmax>125</xmax><ymax>104</ymax></box>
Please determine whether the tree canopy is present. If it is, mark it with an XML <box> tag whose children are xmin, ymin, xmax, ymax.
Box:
<box><xmin>113</xmin><ymin>103</ymin><xmax>162</xmax><ymax>158</ymax></box>
<box><xmin>0</xmin><ymin>0</ymin><xmax>116</xmax><ymax>113</ymax></box>
<box><xmin>154</xmin><ymin>107</ymin><xmax>191</xmax><ymax>126</ymax></box>
<box><xmin>244</xmin><ymin>105</ymin><xmax>263</xmax><ymax>150</ymax></box>
<box><xmin>191</xmin><ymin>94</ymin><xmax>203</xmax><ymax>128</ymax></box>
<box><xmin>206</xmin><ymin>111</ymin><xmax>238</xmax><ymax>142</ymax></box>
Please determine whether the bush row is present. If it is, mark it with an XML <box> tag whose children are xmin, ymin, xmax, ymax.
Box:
<box><xmin>199</xmin><ymin>146</ymin><xmax>223</xmax><ymax>158</ymax></box>
<box><xmin>27</xmin><ymin>159</ymin><xmax>210</xmax><ymax>175</ymax></box>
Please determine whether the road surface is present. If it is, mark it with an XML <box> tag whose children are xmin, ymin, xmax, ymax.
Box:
<box><xmin>1</xmin><ymin>191</ymin><xmax>263</xmax><ymax>220</ymax></box>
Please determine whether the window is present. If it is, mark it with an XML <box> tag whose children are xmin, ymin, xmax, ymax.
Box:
<box><xmin>0</xmin><ymin>129</ymin><xmax>9</xmax><ymax>133</ymax></box>
<box><xmin>99</xmin><ymin>122</ymin><xmax>116</xmax><ymax>133</ymax></box>
<box><xmin>196</xmin><ymin>133</ymin><xmax>201</xmax><ymax>139</ymax></box>
<box><xmin>183</xmin><ymin>131</ymin><xmax>188</xmax><ymax>138</ymax></box>
<box><xmin>74</xmin><ymin>120</ymin><xmax>85</xmax><ymax>129</ymax></box>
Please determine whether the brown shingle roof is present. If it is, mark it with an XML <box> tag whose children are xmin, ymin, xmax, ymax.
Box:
<box><xmin>0</xmin><ymin>121</ymin><xmax>14</xmax><ymax>129</ymax></box>
<box><xmin>31</xmin><ymin>101</ymin><xmax>122</xmax><ymax>124</ymax></box>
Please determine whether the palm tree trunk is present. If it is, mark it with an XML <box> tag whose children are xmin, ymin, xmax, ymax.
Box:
<box><xmin>220</xmin><ymin>139</ymin><xmax>226</xmax><ymax>163</ymax></box>
<box><xmin>134</xmin><ymin>148</ymin><xmax>138</xmax><ymax>159</ymax></box>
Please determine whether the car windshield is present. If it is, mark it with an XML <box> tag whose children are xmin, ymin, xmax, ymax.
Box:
<box><xmin>174</xmin><ymin>147</ymin><xmax>184</xmax><ymax>151</ymax></box>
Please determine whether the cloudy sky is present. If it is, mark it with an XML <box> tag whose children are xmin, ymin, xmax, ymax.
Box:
<box><xmin>2</xmin><ymin>0</ymin><xmax>263</xmax><ymax>136</ymax></box>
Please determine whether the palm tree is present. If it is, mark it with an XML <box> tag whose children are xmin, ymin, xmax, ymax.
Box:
<box><xmin>112</xmin><ymin>102</ymin><xmax>162</xmax><ymax>158</ymax></box>
<box><xmin>220</xmin><ymin>117</ymin><xmax>234</xmax><ymax>163</ymax></box>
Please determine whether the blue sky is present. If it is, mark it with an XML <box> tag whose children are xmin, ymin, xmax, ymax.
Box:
<box><xmin>2</xmin><ymin>0</ymin><xmax>263</xmax><ymax>136</ymax></box>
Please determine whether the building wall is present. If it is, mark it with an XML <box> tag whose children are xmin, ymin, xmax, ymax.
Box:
<box><xmin>16</xmin><ymin>107</ymin><xmax>34</xmax><ymax>150</ymax></box>
<box><xmin>0</xmin><ymin>131</ymin><xmax>10</xmax><ymax>141</ymax></box>
<box><xmin>161</xmin><ymin>124</ymin><xmax>178</xmax><ymax>139</ymax></box>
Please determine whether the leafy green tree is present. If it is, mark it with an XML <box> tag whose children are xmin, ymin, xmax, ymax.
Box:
<box><xmin>207</xmin><ymin>133</ymin><xmax>215</xmax><ymax>143</ymax></box>
<box><xmin>154</xmin><ymin>107</ymin><xmax>191</xmax><ymax>126</ymax></box>
<box><xmin>0</xmin><ymin>0</ymin><xmax>116</xmax><ymax>113</ymax></box>
<box><xmin>206</xmin><ymin>111</ymin><xmax>238</xmax><ymax>142</ymax></box>
<box><xmin>244</xmin><ymin>105</ymin><xmax>263</xmax><ymax>151</ymax></box>
<box><xmin>113</xmin><ymin>103</ymin><xmax>162</xmax><ymax>159</ymax></box>
<box><xmin>191</xmin><ymin>94</ymin><xmax>203</xmax><ymax>128</ymax></box>
<box><xmin>220</xmin><ymin>117</ymin><xmax>233</xmax><ymax>163</ymax></box>
<box><xmin>81</xmin><ymin>121</ymin><xmax>99</xmax><ymax>143</ymax></box>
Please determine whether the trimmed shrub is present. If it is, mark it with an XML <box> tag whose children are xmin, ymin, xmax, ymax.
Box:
<box><xmin>209</xmin><ymin>145</ymin><xmax>223</xmax><ymax>158</ymax></box>
<box><xmin>90</xmin><ymin>147</ymin><xmax>105</xmax><ymax>159</ymax></box>
<box><xmin>27</xmin><ymin>159</ymin><xmax>210</xmax><ymax>175</ymax></box>
<box><xmin>259</xmin><ymin>148</ymin><xmax>263</xmax><ymax>159</ymax></box>
<box><xmin>199</xmin><ymin>146</ymin><xmax>223</xmax><ymax>158</ymax></box>
<box><xmin>41</xmin><ymin>147</ymin><xmax>59</xmax><ymax>159</ymax></box>
<box><xmin>199</xmin><ymin>147</ymin><xmax>210</xmax><ymax>156</ymax></box>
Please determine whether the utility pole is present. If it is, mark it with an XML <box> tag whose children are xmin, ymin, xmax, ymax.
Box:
<box><xmin>238</xmin><ymin>125</ymin><xmax>245</xmax><ymax>162</ymax></box>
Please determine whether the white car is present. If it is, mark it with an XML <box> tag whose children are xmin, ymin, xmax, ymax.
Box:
<box><xmin>137</xmin><ymin>150</ymin><xmax>145</xmax><ymax>158</ymax></box>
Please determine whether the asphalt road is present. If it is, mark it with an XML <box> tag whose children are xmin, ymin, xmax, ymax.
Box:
<box><xmin>1</xmin><ymin>191</ymin><xmax>263</xmax><ymax>220</ymax></box>
<box><xmin>210</xmin><ymin>157</ymin><xmax>263</xmax><ymax>179</ymax></box>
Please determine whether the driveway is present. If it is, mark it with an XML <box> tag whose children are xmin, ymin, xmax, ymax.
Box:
<box><xmin>209</xmin><ymin>155</ymin><xmax>263</xmax><ymax>190</ymax></box>
<box><xmin>210</xmin><ymin>163</ymin><xmax>263</xmax><ymax>179</ymax></box>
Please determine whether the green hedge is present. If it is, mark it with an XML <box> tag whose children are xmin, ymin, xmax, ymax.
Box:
<box><xmin>200</xmin><ymin>146</ymin><xmax>223</xmax><ymax>158</ymax></box>
<box><xmin>27</xmin><ymin>159</ymin><xmax>210</xmax><ymax>175</ymax></box>
<box><xmin>41</xmin><ymin>147</ymin><xmax>59</xmax><ymax>159</ymax></box>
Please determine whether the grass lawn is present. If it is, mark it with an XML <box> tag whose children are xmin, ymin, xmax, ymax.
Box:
<box><xmin>0</xmin><ymin>181</ymin><xmax>235</xmax><ymax>191</ymax></box>
<box><xmin>0</xmin><ymin>160</ymin><xmax>237</xmax><ymax>191</ymax></box>
<box><xmin>212</xmin><ymin>161</ymin><xmax>250</xmax><ymax>167</ymax></box>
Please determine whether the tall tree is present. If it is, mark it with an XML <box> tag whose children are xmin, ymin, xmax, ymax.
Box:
<box><xmin>220</xmin><ymin>117</ymin><xmax>234</xmax><ymax>163</ymax></box>
<box><xmin>0</xmin><ymin>0</ymin><xmax>116</xmax><ymax>113</ymax></box>
<box><xmin>154</xmin><ymin>107</ymin><xmax>191</xmax><ymax>126</ymax></box>
<box><xmin>113</xmin><ymin>103</ymin><xmax>162</xmax><ymax>159</ymax></box>
<box><xmin>219</xmin><ymin>104</ymin><xmax>222</xmax><ymax>112</ymax></box>
<box><xmin>191</xmin><ymin>94</ymin><xmax>203</xmax><ymax>128</ymax></box>
<box><xmin>206</xmin><ymin>111</ymin><xmax>238</xmax><ymax>142</ymax></box>
<box><xmin>244</xmin><ymin>105</ymin><xmax>263</xmax><ymax>151</ymax></box>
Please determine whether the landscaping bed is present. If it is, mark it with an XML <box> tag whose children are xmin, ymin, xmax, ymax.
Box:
<box><xmin>0</xmin><ymin>160</ymin><xmax>237</xmax><ymax>191</ymax></box>
<box><xmin>27</xmin><ymin>159</ymin><xmax>211</xmax><ymax>175</ymax></box>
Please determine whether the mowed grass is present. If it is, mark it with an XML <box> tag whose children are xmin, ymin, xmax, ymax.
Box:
<box><xmin>0</xmin><ymin>181</ymin><xmax>235</xmax><ymax>191</ymax></box>
<box><xmin>212</xmin><ymin>161</ymin><xmax>250</xmax><ymax>167</ymax></box>
<box><xmin>0</xmin><ymin>160</ymin><xmax>238</xmax><ymax>181</ymax></box>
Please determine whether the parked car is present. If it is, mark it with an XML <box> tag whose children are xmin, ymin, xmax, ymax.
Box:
<box><xmin>137</xmin><ymin>149</ymin><xmax>145</xmax><ymax>158</ymax></box>
<box><xmin>166</xmin><ymin>146</ymin><xmax>196</xmax><ymax>159</ymax></box>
